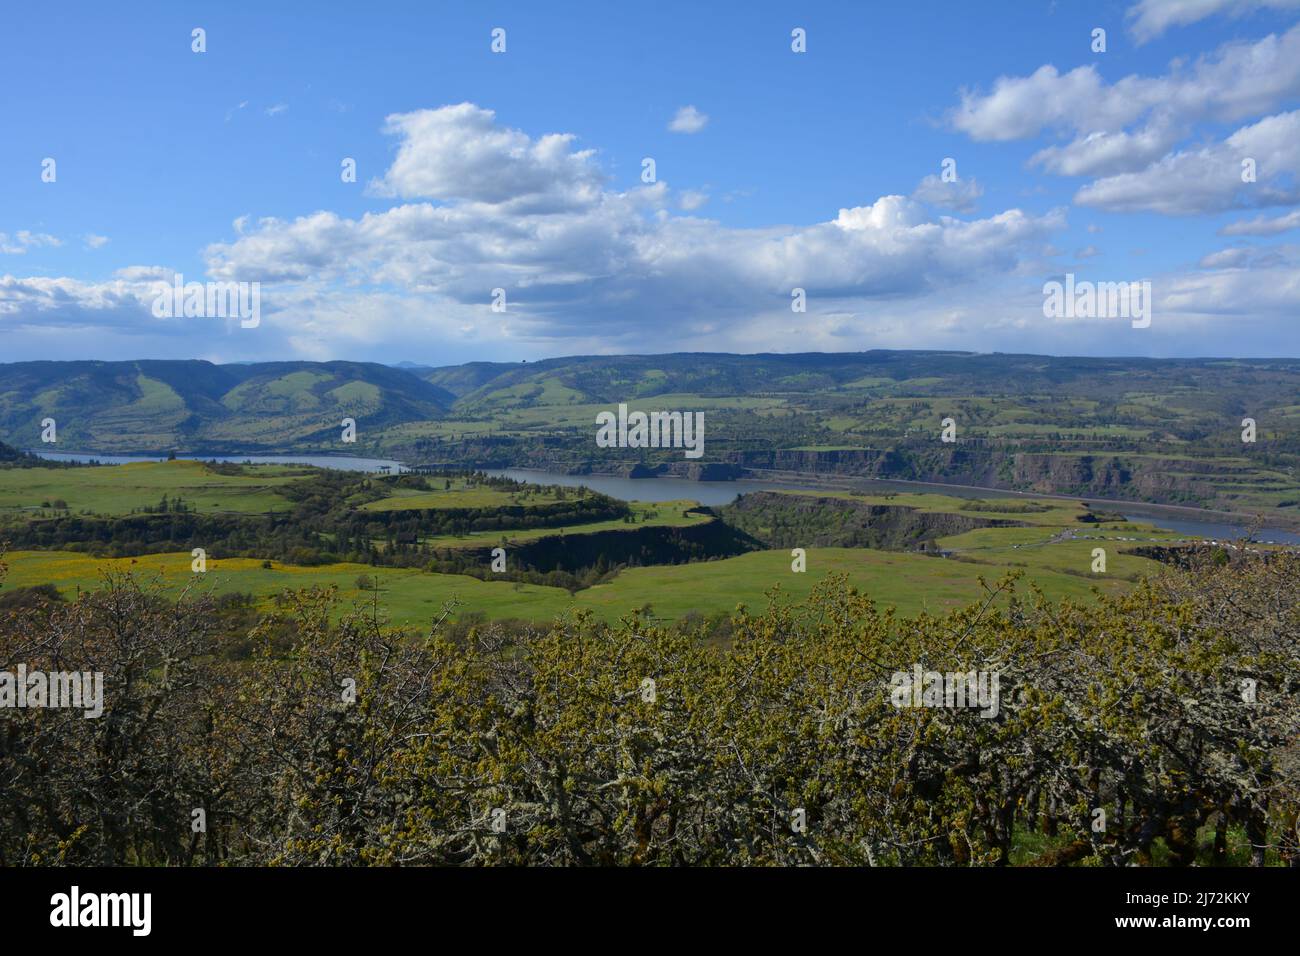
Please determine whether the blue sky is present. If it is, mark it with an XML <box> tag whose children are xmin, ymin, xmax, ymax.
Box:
<box><xmin>3</xmin><ymin>0</ymin><xmax>1300</xmax><ymax>363</ymax></box>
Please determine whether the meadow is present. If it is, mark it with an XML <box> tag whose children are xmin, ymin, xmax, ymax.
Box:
<box><xmin>0</xmin><ymin>460</ymin><xmax>302</xmax><ymax>516</ymax></box>
<box><xmin>417</xmin><ymin>499</ymin><xmax>710</xmax><ymax>549</ymax></box>
<box><xmin>3</xmin><ymin>540</ymin><xmax>1145</xmax><ymax>627</ymax></box>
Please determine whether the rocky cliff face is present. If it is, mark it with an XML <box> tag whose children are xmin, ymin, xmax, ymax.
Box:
<box><xmin>1004</xmin><ymin>453</ymin><xmax>1260</xmax><ymax>504</ymax></box>
<box><xmin>718</xmin><ymin>492</ymin><xmax>1023</xmax><ymax>550</ymax></box>
<box><xmin>726</xmin><ymin>448</ymin><xmax>1240</xmax><ymax>508</ymax></box>
<box><xmin>404</xmin><ymin>435</ymin><xmax>1256</xmax><ymax>511</ymax></box>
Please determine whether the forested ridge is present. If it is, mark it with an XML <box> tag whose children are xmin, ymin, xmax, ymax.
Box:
<box><xmin>2</xmin><ymin>468</ymin><xmax>627</xmax><ymax>574</ymax></box>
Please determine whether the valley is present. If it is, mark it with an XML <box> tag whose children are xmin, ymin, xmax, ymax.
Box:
<box><xmin>0</xmin><ymin>452</ymin><xmax>1266</xmax><ymax>630</ymax></box>
<box><xmin>3</xmin><ymin>352</ymin><xmax>1298</xmax><ymax>526</ymax></box>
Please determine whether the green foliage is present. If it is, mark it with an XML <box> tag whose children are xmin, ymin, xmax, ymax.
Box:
<box><xmin>1</xmin><ymin>548</ymin><xmax>1295</xmax><ymax>866</ymax></box>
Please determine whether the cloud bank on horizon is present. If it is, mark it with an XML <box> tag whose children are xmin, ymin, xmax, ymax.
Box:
<box><xmin>3</xmin><ymin>0</ymin><xmax>1300</xmax><ymax>363</ymax></box>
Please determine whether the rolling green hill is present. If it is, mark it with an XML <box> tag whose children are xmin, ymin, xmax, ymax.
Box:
<box><xmin>0</xmin><ymin>542</ymin><xmax>1141</xmax><ymax>626</ymax></box>
<box><xmin>0</xmin><ymin>359</ymin><xmax>451</xmax><ymax>453</ymax></box>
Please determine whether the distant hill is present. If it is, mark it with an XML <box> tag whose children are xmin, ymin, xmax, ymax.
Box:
<box><xmin>422</xmin><ymin>360</ymin><xmax>528</xmax><ymax>399</ymax></box>
<box><xmin>0</xmin><ymin>360</ymin><xmax>452</xmax><ymax>454</ymax></box>
<box><xmin>419</xmin><ymin>350</ymin><xmax>1300</xmax><ymax>411</ymax></box>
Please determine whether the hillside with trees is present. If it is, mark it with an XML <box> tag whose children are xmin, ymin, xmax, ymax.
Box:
<box><xmin>1</xmin><ymin>548</ymin><xmax>1294</xmax><ymax>866</ymax></box>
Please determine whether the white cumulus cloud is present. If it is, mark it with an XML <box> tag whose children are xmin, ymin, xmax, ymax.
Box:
<box><xmin>668</xmin><ymin>105</ymin><xmax>709</xmax><ymax>134</ymax></box>
<box><xmin>1128</xmin><ymin>0</ymin><xmax>1300</xmax><ymax>44</ymax></box>
<box><xmin>1075</xmin><ymin>110</ymin><xmax>1300</xmax><ymax>214</ymax></box>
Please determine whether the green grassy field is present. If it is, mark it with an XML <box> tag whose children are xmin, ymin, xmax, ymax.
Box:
<box><xmin>3</xmin><ymin>542</ymin><xmax>1144</xmax><ymax>628</ymax></box>
<box><xmin>935</xmin><ymin>522</ymin><xmax>1179</xmax><ymax>579</ymax></box>
<box><xmin>0</xmin><ymin>460</ymin><xmax>302</xmax><ymax>517</ymax></box>
<box><xmin>0</xmin><ymin>461</ymin><xmax>618</xmax><ymax>523</ymax></box>
<box><xmin>566</xmin><ymin>547</ymin><xmax>1137</xmax><ymax>618</ymax></box>
<box><xmin>360</xmin><ymin>478</ymin><xmax>572</xmax><ymax>511</ymax></box>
